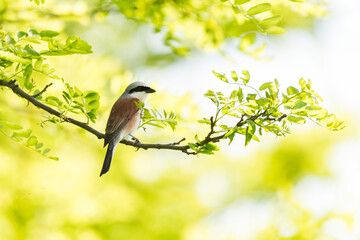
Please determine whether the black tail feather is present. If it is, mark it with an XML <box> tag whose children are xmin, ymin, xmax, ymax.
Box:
<box><xmin>100</xmin><ymin>143</ymin><xmax>114</xmax><ymax>177</ymax></box>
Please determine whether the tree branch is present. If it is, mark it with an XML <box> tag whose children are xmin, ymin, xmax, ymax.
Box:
<box><xmin>0</xmin><ymin>79</ymin><xmax>287</xmax><ymax>155</ymax></box>
<box><xmin>0</xmin><ymin>79</ymin><xmax>197</xmax><ymax>154</ymax></box>
<box><xmin>0</xmin><ymin>80</ymin><xmax>105</xmax><ymax>139</ymax></box>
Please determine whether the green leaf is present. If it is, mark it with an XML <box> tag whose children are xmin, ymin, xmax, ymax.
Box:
<box><xmin>238</xmin><ymin>87</ymin><xmax>244</xmax><ymax>102</ymax></box>
<box><xmin>23</xmin><ymin>64</ymin><xmax>33</xmax><ymax>90</ymax></box>
<box><xmin>48</xmin><ymin>156</ymin><xmax>59</xmax><ymax>161</ymax></box>
<box><xmin>204</xmin><ymin>90</ymin><xmax>215</xmax><ymax>97</ymax></box>
<box><xmin>235</xmin><ymin>0</ymin><xmax>251</xmax><ymax>5</ymax></box>
<box><xmin>188</xmin><ymin>143</ymin><xmax>198</xmax><ymax>151</ymax></box>
<box><xmin>246</xmin><ymin>93</ymin><xmax>257</xmax><ymax>101</ymax></box>
<box><xmin>24</xmin><ymin>45</ymin><xmax>40</xmax><ymax>57</ymax></box>
<box><xmin>259</xmin><ymin>82</ymin><xmax>274</xmax><ymax>91</ymax></box>
<box><xmin>230</xmin><ymin>90</ymin><xmax>238</xmax><ymax>99</ymax></box>
<box><xmin>319</xmin><ymin>114</ymin><xmax>334</xmax><ymax>125</ymax></box>
<box><xmin>26</xmin><ymin>136</ymin><xmax>38</xmax><ymax>146</ymax></box>
<box><xmin>245</xmin><ymin>127</ymin><xmax>252</xmax><ymax>146</ymax></box>
<box><xmin>35</xmin><ymin>143</ymin><xmax>44</xmax><ymax>149</ymax></box>
<box><xmin>256</xmin><ymin>98</ymin><xmax>267</xmax><ymax>106</ymax></box>
<box><xmin>0</xmin><ymin>50</ymin><xmax>32</xmax><ymax>65</ymax></box>
<box><xmin>247</xmin><ymin>3</ymin><xmax>271</xmax><ymax>15</ymax></box>
<box><xmin>5</xmin><ymin>35</ymin><xmax>16</xmax><ymax>44</ymax></box>
<box><xmin>40</xmin><ymin>30</ymin><xmax>60</xmax><ymax>38</ymax></box>
<box><xmin>266</xmin><ymin>26</ymin><xmax>287</xmax><ymax>34</ymax></box>
<box><xmin>286</xmin><ymin>86</ymin><xmax>299</xmax><ymax>95</ymax></box>
<box><xmin>241</xmin><ymin>70</ymin><xmax>250</xmax><ymax>85</ymax></box>
<box><xmin>260</xmin><ymin>15</ymin><xmax>282</xmax><ymax>26</ymax></box>
<box><xmin>305</xmin><ymin>106</ymin><xmax>327</xmax><ymax>118</ymax></box>
<box><xmin>0</xmin><ymin>120</ymin><xmax>23</xmax><ymax>130</ymax></box>
<box><xmin>66</xmin><ymin>36</ymin><xmax>92</xmax><ymax>53</ymax></box>
<box><xmin>274</xmin><ymin>78</ymin><xmax>279</xmax><ymax>89</ymax></box>
<box><xmin>12</xmin><ymin>129</ymin><xmax>32</xmax><ymax>138</ymax></box>
<box><xmin>88</xmin><ymin>100</ymin><xmax>100</xmax><ymax>110</ymax></box>
<box><xmin>205</xmin><ymin>143</ymin><xmax>219</xmax><ymax>151</ymax></box>
<box><xmin>231</xmin><ymin>71</ymin><xmax>238</xmax><ymax>82</ymax></box>
<box><xmin>245</xmin><ymin>120</ymin><xmax>257</xmax><ymax>145</ymax></box>
<box><xmin>240</xmin><ymin>33</ymin><xmax>256</xmax><ymax>51</ymax></box>
<box><xmin>84</xmin><ymin>91</ymin><xmax>100</xmax><ymax>101</ymax></box>
<box><xmin>62</xmin><ymin>91</ymin><xmax>71</xmax><ymax>101</ymax></box>
<box><xmin>212</xmin><ymin>70</ymin><xmax>228</xmax><ymax>82</ymax></box>
<box><xmin>292</xmin><ymin>100</ymin><xmax>307</xmax><ymax>109</ymax></box>
<box><xmin>305</xmin><ymin>105</ymin><xmax>322</xmax><ymax>111</ymax></box>
<box><xmin>45</xmin><ymin>96</ymin><xmax>63</xmax><ymax>107</ymax></box>
<box><xmin>34</xmin><ymin>58</ymin><xmax>43</xmax><ymax>69</ymax></box>
<box><xmin>232</xmin><ymin>6</ymin><xmax>240</xmax><ymax>14</ymax></box>
<box><xmin>28</xmin><ymin>29</ymin><xmax>40</xmax><ymax>37</ymax></box>
<box><xmin>43</xmin><ymin>148</ymin><xmax>51</xmax><ymax>154</ymax></box>
<box><xmin>299</xmin><ymin>78</ymin><xmax>306</xmax><ymax>89</ymax></box>
<box><xmin>17</xmin><ymin>31</ymin><xmax>28</xmax><ymax>39</ymax></box>
<box><xmin>287</xmin><ymin>115</ymin><xmax>306</xmax><ymax>124</ymax></box>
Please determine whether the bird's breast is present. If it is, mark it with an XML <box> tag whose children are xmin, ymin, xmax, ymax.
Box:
<box><xmin>125</xmin><ymin>111</ymin><xmax>141</xmax><ymax>135</ymax></box>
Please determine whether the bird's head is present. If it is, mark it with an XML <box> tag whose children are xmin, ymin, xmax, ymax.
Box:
<box><xmin>121</xmin><ymin>81</ymin><xmax>156</xmax><ymax>101</ymax></box>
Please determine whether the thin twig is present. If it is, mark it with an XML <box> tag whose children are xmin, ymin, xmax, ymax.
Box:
<box><xmin>32</xmin><ymin>83</ymin><xmax>53</xmax><ymax>98</ymax></box>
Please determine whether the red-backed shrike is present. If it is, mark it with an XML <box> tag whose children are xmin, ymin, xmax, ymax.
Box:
<box><xmin>100</xmin><ymin>82</ymin><xmax>156</xmax><ymax>176</ymax></box>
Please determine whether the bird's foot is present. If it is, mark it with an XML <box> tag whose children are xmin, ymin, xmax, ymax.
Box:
<box><xmin>130</xmin><ymin>134</ymin><xmax>140</xmax><ymax>144</ymax></box>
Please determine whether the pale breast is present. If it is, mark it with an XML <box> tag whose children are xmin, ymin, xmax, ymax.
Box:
<box><xmin>125</xmin><ymin>111</ymin><xmax>141</xmax><ymax>135</ymax></box>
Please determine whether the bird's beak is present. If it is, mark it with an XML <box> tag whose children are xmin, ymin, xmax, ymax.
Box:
<box><xmin>146</xmin><ymin>87</ymin><xmax>156</xmax><ymax>93</ymax></box>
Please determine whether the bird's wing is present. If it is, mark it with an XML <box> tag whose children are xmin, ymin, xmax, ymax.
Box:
<box><xmin>104</xmin><ymin>97</ymin><xmax>140</xmax><ymax>147</ymax></box>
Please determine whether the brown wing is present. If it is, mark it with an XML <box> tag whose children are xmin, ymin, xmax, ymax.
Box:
<box><xmin>104</xmin><ymin>97</ymin><xmax>140</xmax><ymax>147</ymax></box>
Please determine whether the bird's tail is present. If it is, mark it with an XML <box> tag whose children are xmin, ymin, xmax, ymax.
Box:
<box><xmin>100</xmin><ymin>141</ymin><xmax>116</xmax><ymax>177</ymax></box>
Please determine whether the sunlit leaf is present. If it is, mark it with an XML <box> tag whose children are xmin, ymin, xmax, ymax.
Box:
<box><xmin>0</xmin><ymin>120</ymin><xmax>23</xmax><ymax>130</ymax></box>
<box><xmin>12</xmin><ymin>129</ymin><xmax>32</xmax><ymax>138</ymax></box>
<box><xmin>234</xmin><ymin>0</ymin><xmax>251</xmax><ymax>5</ymax></box>
<box><xmin>212</xmin><ymin>70</ymin><xmax>228</xmax><ymax>82</ymax></box>
<box><xmin>287</xmin><ymin>86</ymin><xmax>299</xmax><ymax>95</ymax></box>
<box><xmin>259</xmin><ymin>82</ymin><xmax>274</xmax><ymax>91</ymax></box>
<box><xmin>40</xmin><ymin>30</ymin><xmax>60</xmax><ymax>38</ymax></box>
<box><xmin>292</xmin><ymin>100</ymin><xmax>307</xmax><ymax>109</ymax></box>
<box><xmin>260</xmin><ymin>15</ymin><xmax>282</xmax><ymax>26</ymax></box>
<box><xmin>265</xmin><ymin>26</ymin><xmax>287</xmax><ymax>34</ymax></box>
<box><xmin>247</xmin><ymin>3</ymin><xmax>271</xmax><ymax>15</ymax></box>
<box><xmin>287</xmin><ymin>115</ymin><xmax>306</xmax><ymax>124</ymax></box>
<box><xmin>0</xmin><ymin>50</ymin><xmax>32</xmax><ymax>64</ymax></box>
<box><xmin>231</xmin><ymin>71</ymin><xmax>238</xmax><ymax>82</ymax></box>
<box><xmin>26</xmin><ymin>136</ymin><xmax>38</xmax><ymax>146</ymax></box>
<box><xmin>241</xmin><ymin>70</ymin><xmax>250</xmax><ymax>85</ymax></box>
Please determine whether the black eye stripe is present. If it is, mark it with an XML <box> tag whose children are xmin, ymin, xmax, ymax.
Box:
<box><xmin>129</xmin><ymin>86</ymin><xmax>150</xmax><ymax>94</ymax></box>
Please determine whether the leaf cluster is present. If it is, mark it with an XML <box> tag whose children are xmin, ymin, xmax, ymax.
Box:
<box><xmin>42</xmin><ymin>82</ymin><xmax>100</xmax><ymax>124</ymax></box>
<box><xmin>0</xmin><ymin>119</ymin><xmax>58</xmax><ymax>160</ymax></box>
<box><xmin>0</xmin><ymin>28</ymin><xmax>95</xmax><ymax>159</ymax></box>
<box><xmin>0</xmin><ymin>29</ymin><xmax>92</xmax><ymax>88</ymax></box>
<box><xmin>110</xmin><ymin>0</ymin><xmax>315</xmax><ymax>56</ymax></box>
<box><xmin>187</xmin><ymin>70</ymin><xmax>344</xmax><ymax>154</ymax></box>
<box><xmin>135</xmin><ymin>101</ymin><xmax>178</xmax><ymax>132</ymax></box>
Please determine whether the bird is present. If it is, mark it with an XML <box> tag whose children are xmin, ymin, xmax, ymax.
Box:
<box><xmin>100</xmin><ymin>81</ymin><xmax>156</xmax><ymax>176</ymax></box>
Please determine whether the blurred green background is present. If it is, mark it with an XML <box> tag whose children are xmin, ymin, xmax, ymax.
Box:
<box><xmin>1</xmin><ymin>0</ymin><xmax>359</xmax><ymax>239</ymax></box>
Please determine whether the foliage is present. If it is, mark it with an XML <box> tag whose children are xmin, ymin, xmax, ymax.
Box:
<box><xmin>0</xmin><ymin>119</ymin><xmax>58</xmax><ymax>160</ymax></box>
<box><xmin>186</xmin><ymin>70</ymin><xmax>344</xmax><ymax>155</ymax></box>
<box><xmin>111</xmin><ymin>0</ymin><xmax>326</xmax><ymax>56</ymax></box>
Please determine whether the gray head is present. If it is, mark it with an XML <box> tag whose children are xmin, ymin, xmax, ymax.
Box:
<box><xmin>121</xmin><ymin>81</ymin><xmax>156</xmax><ymax>101</ymax></box>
